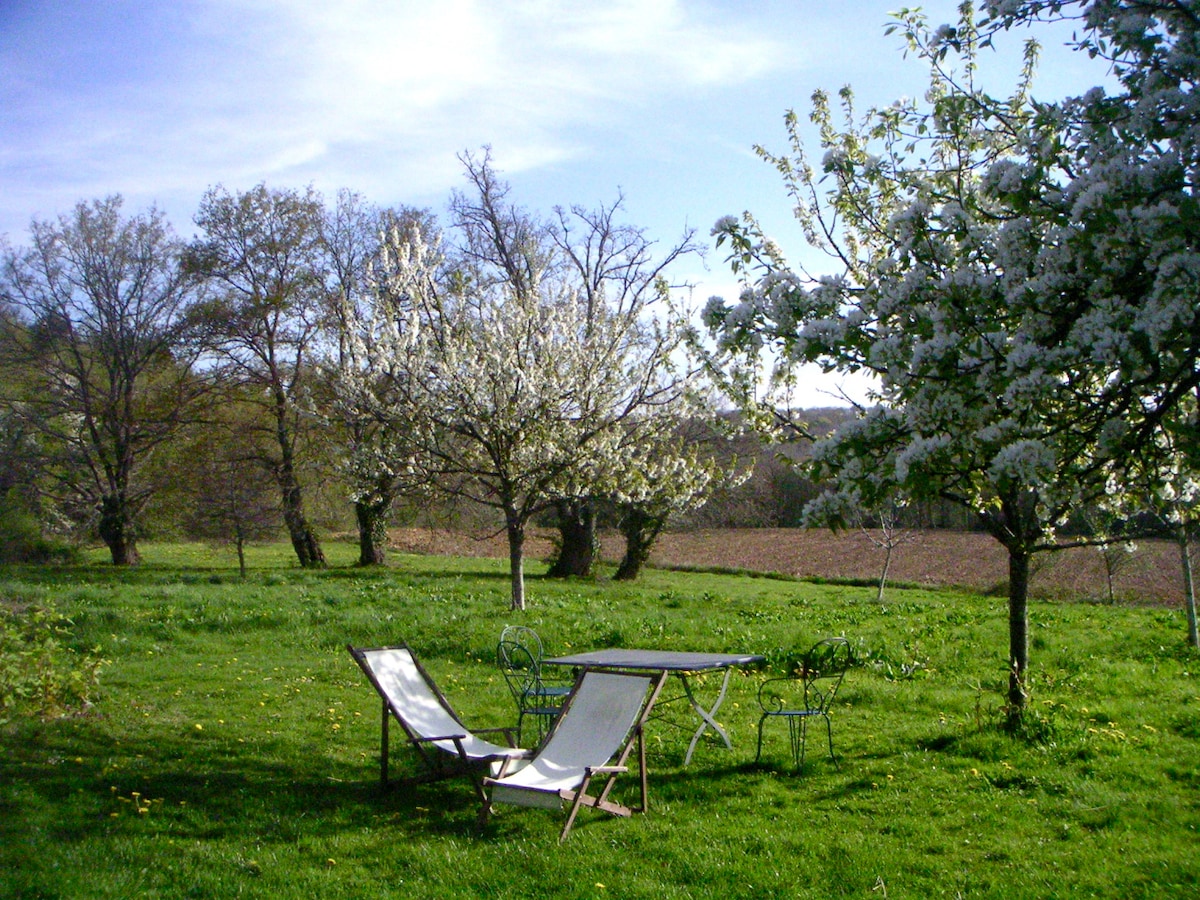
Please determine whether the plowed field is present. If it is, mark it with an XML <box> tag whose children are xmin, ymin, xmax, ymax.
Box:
<box><xmin>388</xmin><ymin>527</ymin><xmax>1188</xmax><ymax>606</ymax></box>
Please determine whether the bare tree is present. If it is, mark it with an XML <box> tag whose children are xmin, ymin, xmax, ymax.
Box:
<box><xmin>859</xmin><ymin>504</ymin><xmax>920</xmax><ymax>604</ymax></box>
<box><xmin>184</xmin><ymin>421</ymin><xmax>280</xmax><ymax>578</ymax></box>
<box><xmin>0</xmin><ymin>197</ymin><xmax>204</xmax><ymax>565</ymax></box>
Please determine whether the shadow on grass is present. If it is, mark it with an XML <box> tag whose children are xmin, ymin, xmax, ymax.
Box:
<box><xmin>0</xmin><ymin>720</ymin><xmax>498</xmax><ymax>849</ymax></box>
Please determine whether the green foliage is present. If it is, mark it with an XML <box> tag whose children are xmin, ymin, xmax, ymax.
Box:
<box><xmin>0</xmin><ymin>598</ymin><xmax>107</xmax><ymax>723</ymax></box>
<box><xmin>0</xmin><ymin>494</ymin><xmax>79</xmax><ymax>564</ymax></box>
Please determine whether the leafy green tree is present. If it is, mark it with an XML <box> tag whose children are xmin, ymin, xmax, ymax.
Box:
<box><xmin>186</xmin><ymin>184</ymin><xmax>329</xmax><ymax>568</ymax></box>
<box><xmin>1</xmin><ymin>197</ymin><xmax>204</xmax><ymax>565</ymax></box>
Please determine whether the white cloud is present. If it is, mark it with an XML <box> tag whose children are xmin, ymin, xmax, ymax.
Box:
<box><xmin>0</xmin><ymin>0</ymin><xmax>801</xmax><ymax>235</ymax></box>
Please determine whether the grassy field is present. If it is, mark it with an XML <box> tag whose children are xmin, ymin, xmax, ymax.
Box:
<box><xmin>2</xmin><ymin>540</ymin><xmax>1199</xmax><ymax>899</ymax></box>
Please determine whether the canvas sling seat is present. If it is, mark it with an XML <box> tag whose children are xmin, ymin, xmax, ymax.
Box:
<box><xmin>347</xmin><ymin>643</ymin><xmax>530</xmax><ymax>800</ymax></box>
<box><xmin>478</xmin><ymin>667</ymin><xmax>668</xmax><ymax>841</ymax></box>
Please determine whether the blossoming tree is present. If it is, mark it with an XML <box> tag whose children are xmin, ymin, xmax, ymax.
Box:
<box><xmin>364</xmin><ymin>235</ymin><xmax>689</xmax><ymax>609</ymax></box>
<box><xmin>320</xmin><ymin>191</ymin><xmax>438</xmax><ymax>566</ymax></box>
<box><xmin>332</xmin><ymin>157</ymin><xmax>703</xmax><ymax>609</ymax></box>
<box><xmin>705</xmin><ymin>4</ymin><xmax>1125</xmax><ymax>721</ymax></box>
<box><xmin>977</xmin><ymin>1</ymin><xmax>1200</xmax><ymax>644</ymax></box>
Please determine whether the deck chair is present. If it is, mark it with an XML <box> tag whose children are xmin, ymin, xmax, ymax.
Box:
<box><xmin>755</xmin><ymin>637</ymin><xmax>852</xmax><ymax>770</ymax></box>
<box><xmin>478</xmin><ymin>668</ymin><xmax>668</xmax><ymax>841</ymax></box>
<box><xmin>347</xmin><ymin>643</ymin><xmax>530</xmax><ymax>802</ymax></box>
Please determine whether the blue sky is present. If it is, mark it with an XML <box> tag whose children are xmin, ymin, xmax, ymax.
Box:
<box><xmin>1</xmin><ymin>0</ymin><xmax>1112</xmax><ymax>404</ymax></box>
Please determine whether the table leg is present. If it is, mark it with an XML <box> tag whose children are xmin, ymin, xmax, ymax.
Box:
<box><xmin>681</xmin><ymin>668</ymin><xmax>734</xmax><ymax>765</ymax></box>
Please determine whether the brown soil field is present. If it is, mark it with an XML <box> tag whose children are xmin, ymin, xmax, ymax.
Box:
<box><xmin>388</xmin><ymin>527</ymin><xmax>1189</xmax><ymax>606</ymax></box>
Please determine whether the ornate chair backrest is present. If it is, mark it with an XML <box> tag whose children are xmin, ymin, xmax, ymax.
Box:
<box><xmin>801</xmin><ymin>637</ymin><xmax>852</xmax><ymax>714</ymax></box>
<box><xmin>497</xmin><ymin>638</ymin><xmax>542</xmax><ymax>706</ymax></box>
<box><xmin>758</xmin><ymin>636</ymin><xmax>852</xmax><ymax>715</ymax></box>
<box><xmin>499</xmin><ymin>625</ymin><xmax>545</xmax><ymax>662</ymax></box>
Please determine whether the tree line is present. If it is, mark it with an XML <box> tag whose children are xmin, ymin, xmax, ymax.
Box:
<box><xmin>0</xmin><ymin>151</ymin><xmax>744</xmax><ymax>609</ymax></box>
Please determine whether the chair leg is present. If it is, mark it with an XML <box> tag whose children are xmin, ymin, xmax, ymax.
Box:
<box><xmin>560</xmin><ymin>772</ymin><xmax>595</xmax><ymax>842</ymax></box>
<box><xmin>755</xmin><ymin>714</ymin><xmax>767</xmax><ymax>764</ymax></box>
<box><xmin>824</xmin><ymin>714</ymin><xmax>837</xmax><ymax>767</ymax></box>
<box><xmin>380</xmin><ymin>700</ymin><xmax>390</xmax><ymax>787</ymax></box>
<box><xmin>477</xmin><ymin>793</ymin><xmax>495</xmax><ymax>832</ymax></box>
<box><xmin>783</xmin><ymin>716</ymin><xmax>810</xmax><ymax>770</ymax></box>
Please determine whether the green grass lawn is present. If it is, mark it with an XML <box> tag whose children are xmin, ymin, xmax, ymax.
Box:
<box><xmin>2</xmin><ymin>540</ymin><xmax>1198</xmax><ymax>898</ymax></box>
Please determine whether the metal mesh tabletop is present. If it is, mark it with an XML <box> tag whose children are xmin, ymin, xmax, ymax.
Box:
<box><xmin>544</xmin><ymin>649</ymin><xmax>763</xmax><ymax>673</ymax></box>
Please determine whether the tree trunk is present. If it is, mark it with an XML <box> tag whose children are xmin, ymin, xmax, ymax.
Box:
<box><xmin>1007</xmin><ymin>548</ymin><xmax>1030</xmax><ymax>726</ymax></box>
<box><xmin>615</xmin><ymin>506</ymin><xmax>664</xmax><ymax>582</ymax></box>
<box><xmin>97</xmin><ymin>493</ymin><xmax>141</xmax><ymax>566</ymax></box>
<box><xmin>1179</xmin><ymin>525</ymin><xmax>1199</xmax><ymax>650</ymax></box>
<box><xmin>271</xmin><ymin>382</ymin><xmax>324</xmax><ymax>568</ymax></box>
<box><xmin>506</xmin><ymin>513</ymin><xmax>526</xmax><ymax>611</ymax></box>
<box><xmin>234</xmin><ymin>520</ymin><xmax>247</xmax><ymax>579</ymax></box>
<box><xmin>876</xmin><ymin>544</ymin><xmax>894</xmax><ymax>604</ymax></box>
<box><xmin>274</xmin><ymin>451</ymin><xmax>326</xmax><ymax>571</ymax></box>
<box><xmin>546</xmin><ymin>498</ymin><xmax>596</xmax><ymax>578</ymax></box>
<box><xmin>355</xmin><ymin>499</ymin><xmax>388</xmax><ymax>566</ymax></box>
<box><xmin>277</xmin><ymin>464</ymin><xmax>325</xmax><ymax>568</ymax></box>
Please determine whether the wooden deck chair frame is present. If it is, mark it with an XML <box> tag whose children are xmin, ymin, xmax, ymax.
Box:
<box><xmin>478</xmin><ymin>667</ymin><xmax>669</xmax><ymax>841</ymax></box>
<box><xmin>347</xmin><ymin>643</ymin><xmax>529</xmax><ymax>803</ymax></box>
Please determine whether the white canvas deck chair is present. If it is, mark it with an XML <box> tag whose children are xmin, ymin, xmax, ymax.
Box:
<box><xmin>347</xmin><ymin>643</ymin><xmax>530</xmax><ymax>802</ymax></box>
<box><xmin>478</xmin><ymin>668</ymin><xmax>668</xmax><ymax>841</ymax></box>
